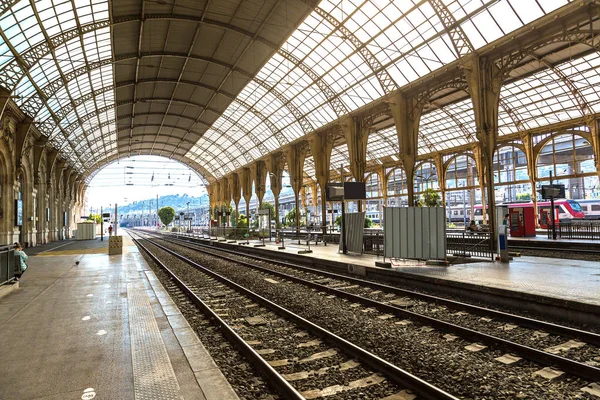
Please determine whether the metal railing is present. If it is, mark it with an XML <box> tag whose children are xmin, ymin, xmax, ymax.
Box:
<box><xmin>447</xmin><ymin>232</ymin><xmax>494</xmax><ymax>260</ymax></box>
<box><xmin>362</xmin><ymin>231</ymin><xmax>384</xmax><ymax>256</ymax></box>
<box><xmin>0</xmin><ymin>246</ymin><xmax>16</xmax><ymax>286</ymax></box>
<box><xmin>550</xmin><ymin>220</ymin><xmax>600</xmax><ymax>240</ymax></box>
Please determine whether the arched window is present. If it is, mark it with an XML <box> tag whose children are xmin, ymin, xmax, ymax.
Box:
<box><xmin>386</xmin><ymin>167</ymin><xmax>408</xmax><ymax>207</ymax></box>
<box><xmin>445</xmin><ymin>154</ymin><xmax>478</xmax><ymax>189</ymax></box>
<box><xmin>387</xmin><ymin>168</ymin><xmax>407</xmax><ymax>197</ymax></box>
<box><xmin>365</xmin><ymin>173</ymin><xmax>382</xmax><ymax>226</ymax></box>
<box><xmin>414</xmin><ymin>161</ymin><xmax>439</xmax><ymax>193</ymax></box>
<box><xmin>494</xmin><ymin>145</ymin><xmax>528</xmax><ymax>183</ymax></box>
<box><xmin>445</xmin><ymin>155</ymin><xmax>480</xmax><ymax>225</ymax></box>
<box><xmin>536</xmin><ymin>133</ymin><xmax>597</xmax><ymax>200</ymax></box>
<box><xmin>493</xmin><ymin>145</ymin><xmax>531</xmax><ymax>202</ymax></box>
<box><xmin>365</xmin><ymin>173</ymin><xmax>381</xmax><ymax>198</ymax></box>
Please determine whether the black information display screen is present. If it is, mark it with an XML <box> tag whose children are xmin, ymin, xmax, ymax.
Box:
<box><xmin>343</xmin><ymin>182</ymin><xmax>366</xmax><ymax>200</ymax></box>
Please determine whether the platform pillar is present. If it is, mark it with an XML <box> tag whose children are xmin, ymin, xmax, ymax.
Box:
<box><xmin>286</xmin><ymin>142</ymin><xmax>309</xmax><ymax>241</ymax></box>
<box><xmin>390</xmin><ymin>93</ymin><xmax>423</xmax><ymax>206</ymax></box>
<box><xmin>465</xmin><ymin>55</ymin><xmax>503</xmax><ymax>235</ymax></box>
<box><xmin>309</xmin><ymin>130</ymin><xmax>335</xmax><ymax>235</ymax></box>
<box><xmin>267</xmin><ymin>152</ymin><xmax>285</xmax><ymax>229</ymax></box>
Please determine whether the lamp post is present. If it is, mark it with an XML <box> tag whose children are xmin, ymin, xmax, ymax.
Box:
<box><xmin>186</xmin><ymin>201</ymin><xmax>190</xmax><ymax>232</ymax></box>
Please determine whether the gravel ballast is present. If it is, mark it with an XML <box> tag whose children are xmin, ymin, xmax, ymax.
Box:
<box><xmin>146</xmin><ymin>236</ymin><xmax>597</xmax><ymax>400</ymax></box>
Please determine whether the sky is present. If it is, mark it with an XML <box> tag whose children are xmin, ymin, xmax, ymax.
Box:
<box><xmin>86</xmin><ymin>155</ymin><xmax>207</xmax><ymax>211</ymax></box>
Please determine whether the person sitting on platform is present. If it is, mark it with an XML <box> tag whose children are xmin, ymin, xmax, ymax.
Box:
<box><xmin>14</xmin><ymin>242</ymin><xmax>28</xmax><ymax>280</ymax></box>
<box><xmin>466</xmin><ymin>220</ymin><xmax>479</xmax><ymax>232</ymax></box>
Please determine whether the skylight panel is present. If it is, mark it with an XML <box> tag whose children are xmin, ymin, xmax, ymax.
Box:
<box><xmin>470</xmin><ymin>10</ymin><xmax>504</xmax><ymax>43</ymax></box>
<box><xmin>0</xmin><ymin>0</ymin><xmax>114</xmax><ymax>172</ymax></box>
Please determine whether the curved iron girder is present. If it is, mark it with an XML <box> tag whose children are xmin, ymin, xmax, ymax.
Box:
<box><xmin>312</xmin><ymin>6</ymin><xmax>398</xmax><ymax>94</ymax></box>
<box><xmin>0</xmin><ymin>1</ymin><xmax>20</xmax><ymax>18</ymax></box>
<box><xmin>0</xmin><ymin>12</ymin><xmax>278</xmax><ymax>85</ymax></box>
<box><xmin>428</xmin><ymin>0</ymin><xmax>474</xmax><ymax>57</ymax></box>
<box><xmin>495</xmin><ymin>29</ymin><xmax>600</xmax><ymax>81</ymax></box>
<box><xmin>83</xmin><ymin>113</ymin><xmax>253</xmax><ymax>166</ymax></box>
<box><xmin>535</xmin><ymin>55</ymin><xmax>593</xmax><ymax>116</ymax></box>
<box><xmin>29</xmin><ymin>52</ymin><xmax>311</xmax><ymax>139</ymax></box>
<box><xmin>0</xmin><ymin>26</ymin><xmax>83</xmax><ymax>170</ymax></box>
<box><xmin>84</xmin><ymin>123</ymin><xmax>236</xmax><ymax>174</ymax></box>
<box><xmin>5</xmin><ymin>16</ymin><xmax>320</xmax><ymax>131</ymax></box>
<box><xmin>72</xmin><ymin>108</ymin><xmax>263</xmax><ymax>164</ymax></box>
<box><xmin>498</xmin><ymin>98</ymin><xmax>527</xmax><ymax>132</ymax></box>
<box><xmin>31</xmin><ymin>57</ymin><xmax>288</xmax><ymax>146</ymax></box>
<box><xmin>28</xmin><ymin>0</ymin><xmax>100</xmax><ymax>166</ymax></box>
<box><xmin>82</xmin><ymin>152</ymin><xmax>213</xmax><ymax>184</ymax></box>
<box><xmin>0</xmin><ymin>20</ymin><xmax>111</xmax><ymax>89</ymax></box>
<box><xmin>61</xmin><ymin>99</ymin><xmax>270</xmax><ymax>156</ymax></box>
<box><xmin>277</xmin><ymin>47</ymin><xmax>348</xmax><ymax>117</ymax></box>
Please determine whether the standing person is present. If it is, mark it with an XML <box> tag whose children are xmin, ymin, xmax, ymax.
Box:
<box><xmin>108</xmin><ymin>224</ymin><xmax>113</xmax><ymax>237</ymax></box>
<box><xmin>503</xmin><ymin>213</ymin><xmax>510</xmax><ymax>226</ymax></box>
<box><xmin>14</xmin><ymin>242</ymin><xmax>28</xmax><ymax>280</ymax></box>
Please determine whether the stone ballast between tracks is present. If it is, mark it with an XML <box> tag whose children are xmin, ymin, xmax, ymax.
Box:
<box><xmin>138</xmin><ymin>237</ymin><xmax>407</xmax><ymax>400</ymax></box>
<box><xmin>138</xmin><ymin>244</ymin><xmax>280</xmax><ymax>400</ymax></box>
<box><xmin>142</xmin><ymin>235</ymin><xmax>596</xmax><ymax>400</ymax></box>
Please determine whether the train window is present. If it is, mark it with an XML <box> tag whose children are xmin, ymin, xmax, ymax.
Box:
<box><xmin>474</xmin><ymin>209</ymin><xmax>482</xmax><ymax>215</ymax></box>
<box><xmin>592</xmin><ymin>205</ymin><xmax>600</xmax><ymax>211</ymax></box>
<box><xmin>567</xmin><ymin>200</ymin><xmax>583</xmax><ymax>212</ymax></box>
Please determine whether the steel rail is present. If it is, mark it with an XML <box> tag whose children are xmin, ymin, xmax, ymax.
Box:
<box><xmin>157</xmin><ymin>231</ymin><xmax>600</xmax><ymax>347</ymax></box>
<box><xmin>508</xmin><ymin>245</ymin><xmax>600</xmax><ymax>255</ymax></box>
<box><xmin>148</xmin><ymin>231</ymin><xmax>600</xmax><ymax>383</ymax></box>
<box><xmin>130</xmin><ymin>233</ymin><xmax>305</xmax><ymax>400</ymax></box>
<box><xmin>130</xmin><ymin>230</ymin><xmax>459</xmax><ymax>400</ymax></box>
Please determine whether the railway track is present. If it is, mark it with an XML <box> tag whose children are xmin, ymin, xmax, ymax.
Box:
<box><xmin>131</xmin><ymin>229</ymin><xmax>600</xmax><ymax>399</ymax></box>
<box><xmin>507</xmin><ymin>239</ymin><xmax>600</xmax><ymax>255</ymax></box>
<box><xmin>142</xmin><ymin>231</ymin><xmax>600</xmax><ymax>378</ymax></box>
<box><xmin>130</xmin><ymin>230</ymin><xmax>457</xmax><ymax>400</ymax></box>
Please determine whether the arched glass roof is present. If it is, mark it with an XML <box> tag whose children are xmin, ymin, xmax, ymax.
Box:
<box><xmin>187</xmin><ymin>0</ymin><xmax>577</xmax><ymax>179</ymax></box>
<box><xmin>0</xmin><ymin>0</ymin><xmax>595</xmax><ymax>185</ymax></box>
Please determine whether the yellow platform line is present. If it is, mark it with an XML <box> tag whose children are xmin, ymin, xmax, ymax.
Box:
<box><xmin>36</xmin><ymin>247</ymin><xmax>108</xmax><ymax>256</ymax></box>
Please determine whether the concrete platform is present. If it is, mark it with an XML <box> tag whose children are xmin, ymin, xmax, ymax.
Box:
<box><xmin>191</xmin><ymin>234</ymin><xmax>600</xmax><ymax>308</ymax></box>
<box><xmin>0</xmin><ymin>232</ymin><xmax>238</xmax><ymax>400</ymax></box>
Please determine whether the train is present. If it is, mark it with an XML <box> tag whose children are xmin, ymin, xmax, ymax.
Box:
<box><xmin>577</xmin><ymin>199</ymin><xmax>600</xmax><ymax>219</ymax></box>
<box><xmin>472</xmin><ymin>199</ymin><xmax>587</xmax><ymax>227</ymax></box>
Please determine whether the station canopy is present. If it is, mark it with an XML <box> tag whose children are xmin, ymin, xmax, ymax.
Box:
<box><xmin>0</xmin><ymin>0</ymin><xmax>596</xmax><ymax>184</ymax></box>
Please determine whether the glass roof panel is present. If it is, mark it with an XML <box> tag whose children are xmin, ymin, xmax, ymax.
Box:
<box><xmin>419</xmin><ymin>99</ymin><xmax>476</xmax><ymax>154</ymax></box>
<box><xmin>330</xmin><ymin>143</ymin><xmax>350</xmax><ymax>168</ymax></box>
<box><xmin>366</xmin><ymin>127</ymin><xmax>399</xmax><ymax>160</ymax></box>
<box><xmin>0</xmin><ymin>0</ymin><xmax>582</xmax><ymax>181</ymax></box>
<box><xmin>0</xmin><ymin>0</ymin><xmax>113</xmax><ymax>173</ymax></box>
<box><xmin>185</xmin><ymin>0</ymin><xmax>574</xmax><ymax>178</ymax></box>
<box><xmin>499</xmin><ymin>53</ymin><xmax>600</xmax><ymax>136</ymax></box>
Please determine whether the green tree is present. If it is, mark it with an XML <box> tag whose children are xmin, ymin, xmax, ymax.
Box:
<box><xmin>260</xmin><ymin>202</ymin><xmax>275</xmax><ymax>216</ymax></box>
<box><xmin>517</xmin><ymin>192</ymin><xmax>531</xmax><ymax>201</ymax></box>
<box><xmin>235</xmin><ymin>213</ymin><xmax>248</xmax><ymax>229</ymax></box>
<box><xmin>284</xmin><ymin>207</ymin><xmax>298</xmax><ymax>227</ymax></box>
<box><xmin>88</xmin><ymin>213</ymin><xmax>102</xmax><ymax>223</ymax></box>
<box><xmin>335</xmin><ymin>215</ymin><xmax>372</xmax><ymax>228</ymax></box>
<box><xmin>284</xmin><ymin>207</ymin><xmax>308</xmax><ymax>227</ymax></box>
<box><xmin>158</xmin><ymin>206</ymin><xmax>175</xmax><ymax>226</ymax></box>
<box><xmin>422</xmin><ymin>188</ymin><xmax>441</xmax><ymax>207</ymax></box>
<box><xmin>413</xmin><ymin>196</ymin><xmax>424</xmax><ymax>207</ymax></box>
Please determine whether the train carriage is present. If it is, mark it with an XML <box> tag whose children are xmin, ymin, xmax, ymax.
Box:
<box><xmin>474</xmin><ymin>200</ymin><xmax>585</xmax><ymax>228</ymax></box>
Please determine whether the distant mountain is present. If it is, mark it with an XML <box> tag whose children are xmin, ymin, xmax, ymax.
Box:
<box><xmin>105</xmin><ymin>194</ymin><xmax>209</xmax><ymax>215</ymax></box>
